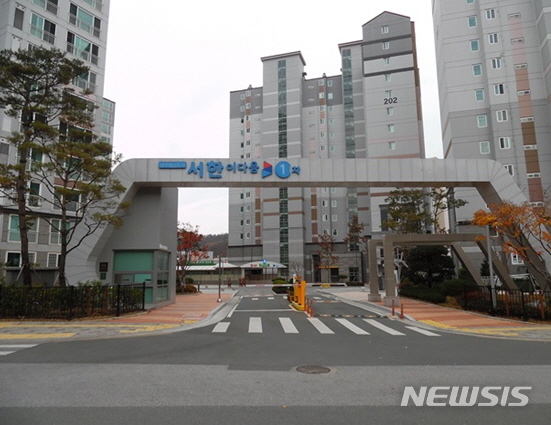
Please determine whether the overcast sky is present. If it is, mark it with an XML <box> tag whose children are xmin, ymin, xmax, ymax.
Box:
<box><xmin>103</xmin><ymin>0</ymin><xmax>442</xmax><ymax>235</ymax></box>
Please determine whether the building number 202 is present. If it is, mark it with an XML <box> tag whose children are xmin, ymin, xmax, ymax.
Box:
<box><xmin>384</xmin><ymin>97</ymin><xmax>398</xmax><ymax>105</ymax></box>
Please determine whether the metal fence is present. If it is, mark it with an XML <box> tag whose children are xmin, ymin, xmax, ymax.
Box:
<box><xmin>0</xmin><ymin>283</ymin><xmax>146</xmax><ymax>320</ymax></box>
<box><xmin>456</xmin><ymin>285</ymin><xmax>551</xmax><ymax>321</ymax></box>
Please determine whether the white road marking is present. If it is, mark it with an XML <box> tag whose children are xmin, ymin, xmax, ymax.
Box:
<box><xmin>335</xmin><ymin>318</ymin><xmax>370</xmax><ymax>335</ymax></box>
<box><xmin>363</xmin><ymin>319</ymin><xmax>405</xmax><ymax>336</ymax></box>
<box><xmin>249</xmin><ymin>317</ymin><xmax>263</xmax><ymax>333</ymax></box>
<box><xmin>212</xmin><ymin>322</ymin><xmax>231</xmax><ymax>333</ymax></box>
<box><xmin>279</xmin><ymin>317</ymin><xmax>299</xmax><ymax>333</ymax></box>
<box><xmin>405</xmin><ymin>326</ymin><xmax>441</xmax><ymax>337</ymax></box>
<box><xmin>307</xmin><ymin>318</ymin><xmax>334</xmax><ymax>334</ymax></box>
<box><xmin>0</xmin><ymin>344</ymin><xmax>37</xmax><ymax>356</ymax></box>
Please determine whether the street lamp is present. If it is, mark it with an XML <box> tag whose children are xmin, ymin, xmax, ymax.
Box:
<box><xmin>217</xmin><ymin>253</ymin><xmax>222</xmax><ymax>302</ymax></box>
<box><xmin>486</xmin><ymin>225</ymin><xmax>496</xmax><ymax>309</ymax></box>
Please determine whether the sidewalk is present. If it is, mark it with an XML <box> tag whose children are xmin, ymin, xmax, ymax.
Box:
<box><xmin>328</xmin><ymin>289</ymin><xmax>551</xmax><ymax>341</ymax></box>
<box><xmin>0</xmin><ymin>290</ymin><xmax>235</xmax><ymax>343</ymax></box>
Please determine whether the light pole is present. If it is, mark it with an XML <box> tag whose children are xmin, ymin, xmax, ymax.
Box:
<box><xmin>217</xmin><ymin>253</ymin><xmax>222</xmax><ymax>302</ymax></box>
<box><xmin>486</xmin><ymin>225</ymin><xmax>496</xmax><ymax>309</ymax></box>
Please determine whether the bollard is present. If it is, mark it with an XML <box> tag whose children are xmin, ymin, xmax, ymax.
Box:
<box><xmin>400</xmin><ymin>304</ymin><xmax>404</xmax><ymax>320</ymax></box>
<box><xmin>391</xmin><ymin>299</ymin><xmax>395</xmax><ymax>316</ymax></box>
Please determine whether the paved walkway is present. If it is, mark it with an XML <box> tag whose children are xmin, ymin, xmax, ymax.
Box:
<box><xmin>1</xmin><ymin>287</ymin><xmax>551</xmax><ymax>342</ymax></box>
<box><xmin>0</xmin><ymin>291</ymin><xmax>234</xmax><ymax>343</ymax></box>
<box><xmin>329</xmin><ymin>289</ymin><xmax>551</xmax><ymax>341</ymax></box>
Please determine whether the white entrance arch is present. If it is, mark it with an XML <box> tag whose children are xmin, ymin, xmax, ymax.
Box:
<box><xmin>67</xmin><ymin>157</ymin><xmax>533</xmax><ymax>303</ymax></box>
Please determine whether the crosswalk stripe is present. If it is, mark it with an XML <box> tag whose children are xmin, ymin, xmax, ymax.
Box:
<box><xmin>212</xmin><ymin>322</ymin><xmax>230</xmax><ymax>333</ymax></box>
<box><xmin>405</xmin><ymin>326</ymin><xmax>440</xmax><ymax>337</ymax></box>
<box><xmin>279</xmin><ymin>317</ymin><xmax>299</xmax><ymax>333</ymax></box>
<box><xmin>252</xmin><ymin>298</ymin><xmax>259</xmax><ymax>301</ymax></box>
<box><xmin>363</xmin><ymin>319</ymin><xmax>405</xmax><ymax>335</ymax></box>
<box><xmin>249</xmin><ymin>317</ymin><xmax>262</xmax><ymax>333</ymax></box>
<box><xmin>268</xmin><ymin>297</ymin><xmax>274</xmax><ymax>300</ymax></box>
<box><xmin>0</xmin><ymin>351</ymin><xmax>17</xmax><ymax>356</ymax></box>
<box><xmin>307</xmin><ymin>318</ymin><xmax>334</xmax><ymax>334</ymax></box>
<box><xmin>335</xmin><ymin>318</ymin><xmax>370</xmax><ymax>335</ymax></box>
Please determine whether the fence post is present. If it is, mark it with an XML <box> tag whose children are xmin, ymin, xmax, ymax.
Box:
<box><xmin>68</xmin><ymin>286</ymin><xmax>74</xmax><ymax>320</ymax></box>
<box><xmin>116</xmin><ymin>284</ymin><xmax>121</xmax><ymax>317</ymax></box>
<box><xmin>488</xmin><ymin>285</ymin><xmax>495</xmax><ymax>315</ymax></box>
<box><xmin>521</xmin><ymin>290</ymin><xmax>527</xmax><ymax>321</ymax></box>
<box><xmin>142</xmin><ymin>281</ymin><xmax>146</xmax><ymax>311</ymax></box>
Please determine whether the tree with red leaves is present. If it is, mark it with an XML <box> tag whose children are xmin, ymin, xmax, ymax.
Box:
<box><xmin>176</xmin><ymin>222</ymin><xmax>208</xmax><ymax>291</ymax></box>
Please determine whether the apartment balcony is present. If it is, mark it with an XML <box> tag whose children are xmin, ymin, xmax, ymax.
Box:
<box><xmin>66</xmin><ymin>43</ymin><xmax>98</xmax><ymax>65</ymax></box>
<box><xmin>68</xmin><ymin>14</ymin><xmax>101</xmax><ymax>38</ymax></box>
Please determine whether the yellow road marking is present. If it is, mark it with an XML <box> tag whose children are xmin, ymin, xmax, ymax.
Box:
<box><xmin>0</xmin><ymin>333</ymin><xmax>75</xmax><ymax>339</ymax></box>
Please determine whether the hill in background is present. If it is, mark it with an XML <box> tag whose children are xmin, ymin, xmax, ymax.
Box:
<box><xmin>202</xmin><ymin>233</ymin><xmax>228</xmax><ymax>258</ymax></box>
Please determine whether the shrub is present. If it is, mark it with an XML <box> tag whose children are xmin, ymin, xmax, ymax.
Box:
<box><xmin>441</xmin><ymin>279</ymin><xmax>479</xmax><ymax>297</ymax></box>
<box><xmin>272</xmin><ymin>278</ymin><xmax>288</xmax><ymax>285</ymax></box>
<box><xmin>183</xmin><ymin>284</ymin><xmax>197</xmax><ymax>293</ymax></box>
<box><xmin>399</xmin><ymin>284</ymin><xmax>446</xmax><ymax>304</ymax></box>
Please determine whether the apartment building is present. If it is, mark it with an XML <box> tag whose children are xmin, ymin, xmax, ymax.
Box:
<box><xmin>0</xmin><ymin>0</ymin><xmax>114</xmax><ymax>283</ymax></box>
<box><xmin>228</xmin><ymin>12</ymin><xmax>425</xmax><ymax>282</ymax></box>
<box><xmin>433</xmin><ymin>0</ymin><xmax>551</xmax><ymax>269</ymax></box>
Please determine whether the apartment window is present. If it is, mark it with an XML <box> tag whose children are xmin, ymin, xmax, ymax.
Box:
<box><xmin>8</xmin><ymin>252</ymin><xmax>34</xmax><ymax>267</ymax></box>
<box><xmin>389</xmin><ymin>141</ymin><xmax>396</xmax><ymax>150</ymax></box>
<box><xmin>73</xmin><ymin>70</ymin><xmax>97</xmax><ymax>92</ymax></box>
<box><xmin>475</xmin><ymin>89</ymin><xmax>485</xmax><ymax>101</ymax></box>
<box><xmin>9</xmin><ymin>215</ymin><xmax>38</xmax><ymax>243</ymax></box>
<box><xmin>479</xmin><ymin>141</ymin><xmax>490</xmax><ymax>154</ymax></box>
<box><xmin>488</xmin><ymin>33</ymin><xmax>499</xmax><ymax>44</ymax></box>
<box><xmin>466</xmin><ymin>0</ymin><xmax>474</xmax><ymax>3</ymax></box>
<box><xmin>486</xmin><ymin>9</ymin><xmax>496</xmax><ymax>20</ymax></box>
<box><xmin>499</xmin><ymin>137</ymin><xmax>511</xmax><ymax>149</ymax></box>
<box><xmin>327</xmin><ymin>80</ymin><xmax>333</xmax><ymax>87</ymax></box>
<box><xmin>381</xmin><ymin>25</ymin><xmax>389</xmax><ymax>34</ymax></box>
<box><xmin>50</xmin><ymin>218</ymin><xmax>62</xmax><ymax>244</ymax></box>
<box><xmin>30</xmin><ymin>13</ymin><xmax>56</xmax><ymax>44</ymax></box>
<box><xmin>491</xmin><ymin>58</ymin><xmax>502</xmax><ymax>69</ymax></box>
<box><xmin>386</xmin><ymin>107</ymin><xmax>394</xmax><ymax>116</ymax></box>
<box><xmin>327</xmin><ymin>93</ymin><xmax>333</xmax><ymax>100</ymax></box>
<box><xmin>477</xmin><ymin>114</ymin><xmax>487</xmax><ymax>127</ymax></box>
<box><xmin>468</xmin><ymin>16</ymin><xmax>477</xmax><ymax>28</ymax></box>
<box><xmin>494</xmin><ymin>83</ymin><xmax>505</xmax><ymax>95</ymax></box>
<box><xmin>496</xmin><ymin>109</ymin><xmax>508</xmax><ymax>122</ymax></box>
<box><xmin>47</xmin><ymin>253</ymin><xmax>60</xmax><ymax>268</ymax></box>
<box><xmin>245</xmin><ymin>191</ymin><xmax>251</xmax><ymax>198</ymax></box>
<box><xmin>331</xmin><ymin>214</ymin><xmax>338</xmax><ymax>222</ymax></box>
<box><xmin>382</xmin><ymin>41</ymin><xmax>390</xmax><ymax>50</ymax></box>
<box><xmin>322</xmin><ymin>214</ymin><xmax>329</xmax><ymax>221</ymax></box>
<box><xmin>13</xmin><ymin>8</ymin><xmax>24</xmax><ymax>30</ymax></box>
<box><xmin>385</xmin><ymin>74</ymin><xmax>391</xmax><ymax>82</ymax></box>
<box><xmin>504</xmin><ymin>164</ymin><xmax>514</xmax><ymax>175</ymax></box>
<box><xmin>472</xmin><ymin>63</ymin><xmax>482</xmax><ymax>76</ymax></box>
<box><xmin>67</xmin><ymin>32</ymin><xmax>99</xmax><ymax>64</ymax></box>
<box><xmin>385</xmin><ymin>90</ymin><xmax>392</xmax><ymax>98</ymax></box>
<box><xmin>69</xmin><ymin>3</ymin><xmax>101</xmax><ymax>37</ymax></box>
<box><xmin>470</xmin><ymin>39</ymin><xmax>480</xmax><ymax>51</ymax></box>
<box><xmin>332</xmin><ymin>229</ymin><xmax>338</xmax><ymax>237</ymax></box>
<box><xmin>245</xmin><ymin>232</ymin><xmax>251</xmax><ymax>239</ymax></box>
<box><xmin>388</xmin><ymin>124</ymin><xmax>395</xmax><ymax>133</ymax></box>
<box><xmin>511</xmin><ymin>253</ymin><xmax>523</xmax><ymax>265</ymax></box>
<box><xmin>383</xmin><ymin>57</ymin><xmax>390</xmax><ymax>65</ymax></box>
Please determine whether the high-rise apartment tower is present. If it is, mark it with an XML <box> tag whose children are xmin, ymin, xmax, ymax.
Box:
<box><xmin>228</xmin><ymin>12</ymin><xmax>425</xmax><ymax>282</ymax></box>
<box><xmin>0</xmin><ymin>0</ymin><xmax>114</xmax><ymax>283</ymax></box>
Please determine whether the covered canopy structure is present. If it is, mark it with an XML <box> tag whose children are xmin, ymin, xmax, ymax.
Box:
<box><xmin>240</xmin><ymin>260</ymin><xmax>287</xmax><ymax>282</ymax></box>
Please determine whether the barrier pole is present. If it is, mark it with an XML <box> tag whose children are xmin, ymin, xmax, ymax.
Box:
<box><xmin>400</xmin><ymin>304</ymin><xmax>404</xmax><ymax>320</ymax></box>
<box><xmin>391</xmin><ymin>299</ymin><xmax>395</xmax><ymax>316</ymax></box>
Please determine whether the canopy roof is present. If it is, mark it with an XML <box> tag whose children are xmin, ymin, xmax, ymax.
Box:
<box><xmin>240</xmin><ymin>261</ymin><xmax>287</xmax><ymax>269</ymax></box>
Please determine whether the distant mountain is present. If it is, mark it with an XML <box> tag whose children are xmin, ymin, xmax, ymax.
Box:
<box><xmin>202</xmin><ymin>233</ymin><xmax>228</xmax><ymax>257</ymax></box>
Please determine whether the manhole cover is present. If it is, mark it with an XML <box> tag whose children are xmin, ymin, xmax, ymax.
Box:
<box><xmin>296</xmin><ymin>365</ymin><xmax>331</xmax><ymax>374</ymax></box>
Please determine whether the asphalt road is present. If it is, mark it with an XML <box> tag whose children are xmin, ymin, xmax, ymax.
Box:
<box><xmin>1</xmin><ymin>287</ymin><xmax>550</xmax><ymax>425</ymax></box>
